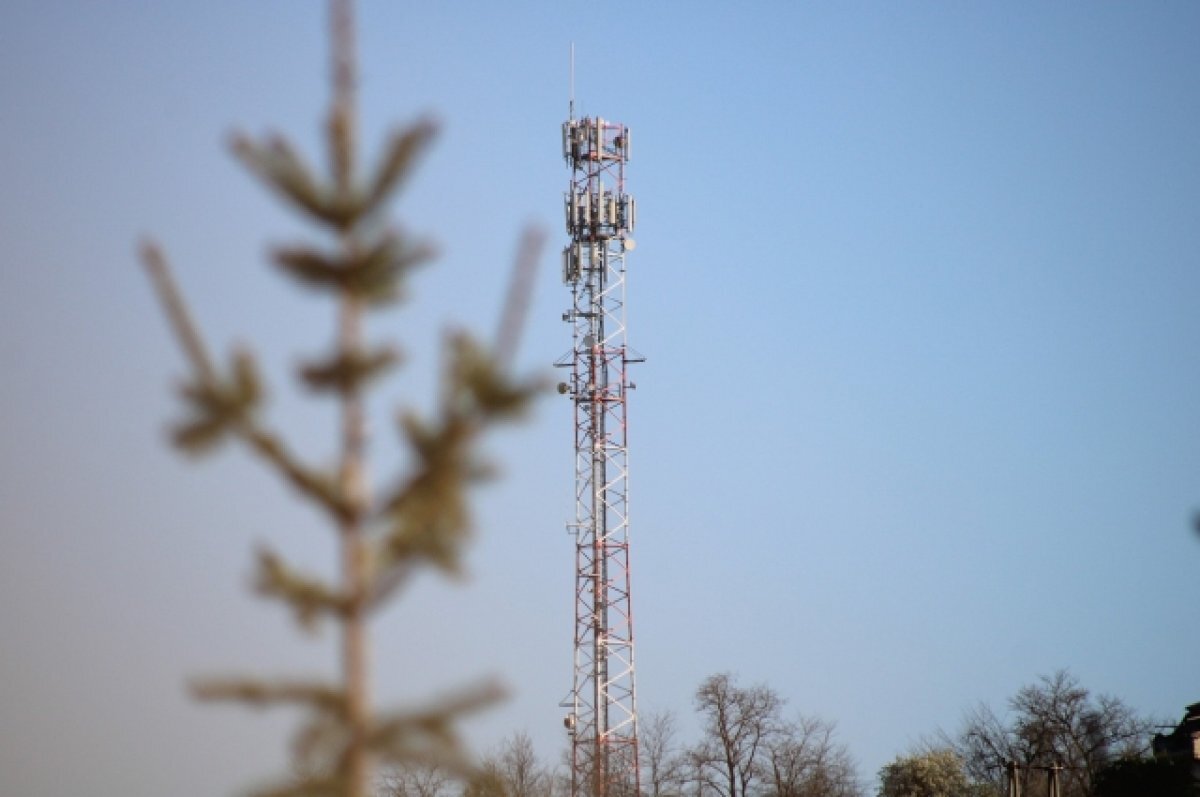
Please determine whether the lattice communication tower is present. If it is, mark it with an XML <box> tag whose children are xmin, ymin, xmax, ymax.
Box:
<box><xmin>556</xmin><ymin>110</ymin><xmax>642</xmax><ymax>797</ymax></box>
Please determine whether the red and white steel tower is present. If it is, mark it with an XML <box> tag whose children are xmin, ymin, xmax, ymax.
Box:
<box><xmin>556</xmin><ymin>110</ymin><xmax>641</xmax><ymax>797</ymax></box>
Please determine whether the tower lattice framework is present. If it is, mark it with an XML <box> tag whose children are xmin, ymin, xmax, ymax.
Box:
<box><xmin>557</xmin><ymin>113</ymin><xmax>641</xmax><ymax>797</ymax></box>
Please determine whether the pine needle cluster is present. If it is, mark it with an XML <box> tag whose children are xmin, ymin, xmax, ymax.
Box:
<box><xmin>142</xmin><ymin>3</ymin><xmax>542</xmax><ymax>796</ymax></box>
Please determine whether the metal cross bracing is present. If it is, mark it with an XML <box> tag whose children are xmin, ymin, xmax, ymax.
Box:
<box><xmin>556</xmin><ymin>114</ymin><xmax>641</xmax><ymax>797</ymax></box>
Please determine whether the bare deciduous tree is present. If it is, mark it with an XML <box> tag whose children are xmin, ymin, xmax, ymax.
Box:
<box><xmin>690</xmin><ymin>673</ymin><xmax>784</xmax><ymax>797</ymax></box>
<box><xmin>466</xmin><ymin>732</ymin><xmax>555</xmax><ymax>797</ymax></box>
<box><xmin>498</xmin><ymin>732</ymin><xmax>553</xmax><ymax>797</ymax></box>
<box><xmin>686</xmin><ymin>674</ymin><xmax>863</xmax><ymax>797</ymax></box>
<box><xmin>641</xmin><ymin>709</ymin><xmax>687</xmax><ymax>797</ymax></box>
<box><xmin>381</xmin><ymin>763</ymin><xmax>453</xmax><ymax>797</ymax></box>
<box><xmin>761</xmin><ymin>716</ymin><xmax>859</xmax><ymax>797</ymax></box>
<box><xmin>948</xmin><ymin>670</ymin><xmax>1153</xmax><ymax>797</ymax></box>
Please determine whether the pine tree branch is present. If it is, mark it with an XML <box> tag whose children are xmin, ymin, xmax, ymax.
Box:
<box><xmin>254</xmin><ymin>547</ymin><xmax>351</xmax><ymax>630</ymax></box>
<box><xmin>377</xmin><ymin>333</ymin><xmax>539</xmax><ymax>577</ymax></box>
<box><xmin>298</xmin><ymin>344</ymin><xmax>402</xmax><ymax>395</ymax></box>
<box><xmin>369</xmin><ymin>681</ymin><xmax>507</xmax><ymax>772</ymax></box>
<box><xmin>141</xmin><ymin>240</ymin><xmax>218</xmax><ymax>383</ymax></box>
<box><xmin>363</xmin><ymin>121</ymin><xmax>438</xmax><ymax>215</ymax></box>
<box><xmin>240</xmin><ymin>423</ymin><xmax>351</xmax><ymax>522</ymax></box>
<box><xmin>363</xmin><ymin>559</ymin><xmax>414</xmax><ymax>612</ymax></box>
<box><xmin>191</xmin><ymin>677</ymin><xmax>347</xmax><ymax>716</ymax></box>
<box><xmin>493</xmin><ymin>227</ymin><xmax>544</xmax><ymax>370</ymax></box>
<box><xmin>143</xmin><ymin>241</ymin><xmax>352</xmax><ymax>520</ymax></box>
<box><xmin>273</xmin><ymin>232</ymin><xmax>434</xmax><ymax>305</ymax></box>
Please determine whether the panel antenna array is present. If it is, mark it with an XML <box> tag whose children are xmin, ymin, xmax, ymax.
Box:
<box><xmin>556</xmin><ymin>112</ymin><xmax>642</xmax><ymax>797</ymax></box>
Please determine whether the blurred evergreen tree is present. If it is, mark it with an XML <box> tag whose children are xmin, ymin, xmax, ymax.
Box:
<box><xmin>142</xmin><ymin>2</ymin><xmax>542</xmax><ymax>796</ymax></box>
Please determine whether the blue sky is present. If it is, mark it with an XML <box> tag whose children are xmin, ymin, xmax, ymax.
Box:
<box><xmin>2</xmin><ymin>2</ymin><xmax>1198</xmax><ymax>795</ymax></box>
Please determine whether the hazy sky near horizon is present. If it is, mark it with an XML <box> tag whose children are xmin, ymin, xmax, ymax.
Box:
<box><xmin>2</xmin><ymin>2</ymin><xmax>1199</xmax><ymax>795</ymax></box>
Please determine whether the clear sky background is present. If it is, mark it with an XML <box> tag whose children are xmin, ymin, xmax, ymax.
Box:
<box><xmin>2</xmin><ymin>2</ymin><xmax>1198</xmax><ymax>795</ymax></box>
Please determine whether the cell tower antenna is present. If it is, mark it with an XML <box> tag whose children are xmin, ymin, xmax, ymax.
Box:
<box><xmin>569</xmin><ymin>43</ymin><xmax>576</xmax><ymax>121</ymax></box>
<box><xmin>557</xmin><ymin>99</ymin><xmax>642</xmax><ymax>797</ymax></box>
